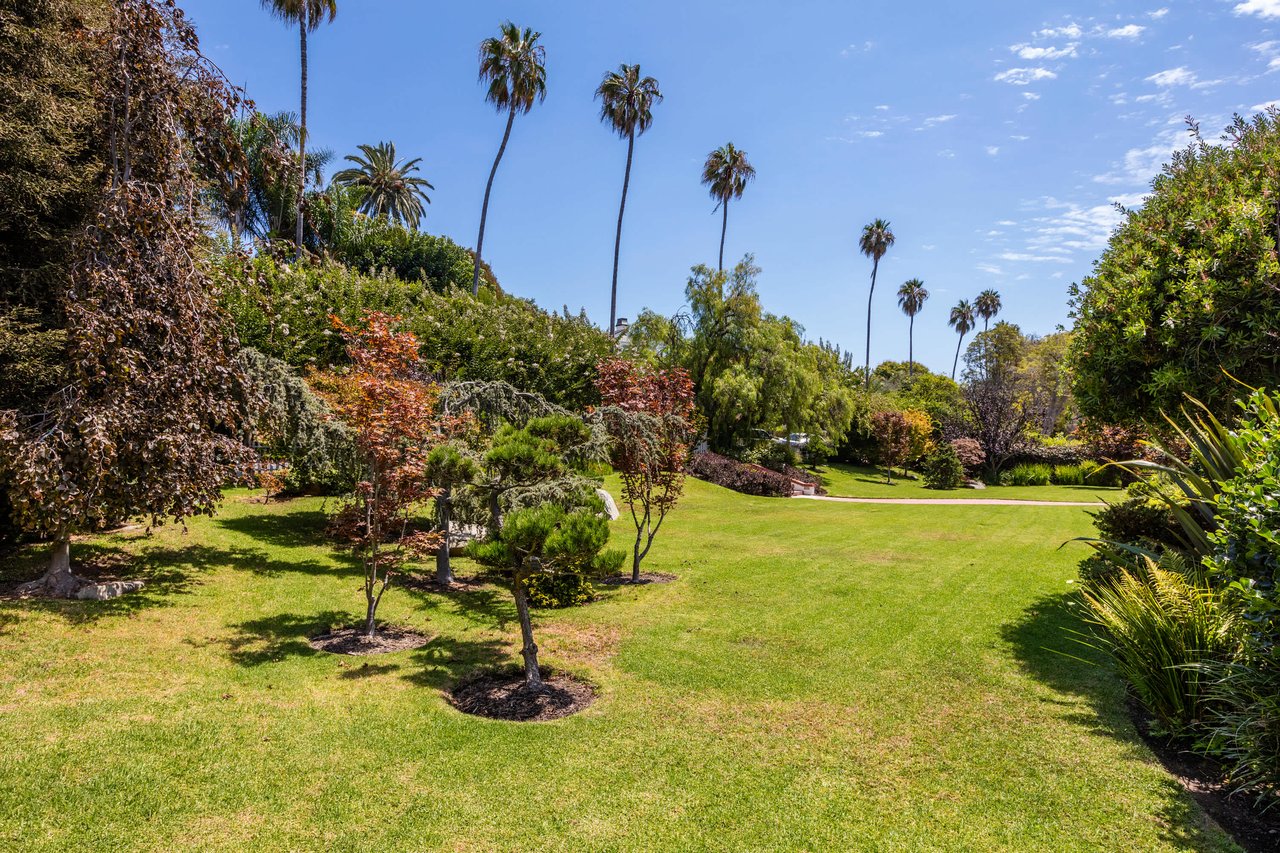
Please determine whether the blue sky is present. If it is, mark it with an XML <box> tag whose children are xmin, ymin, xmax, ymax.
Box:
<box><xmin>185</xmin><ymin>0</ymin><xmax>1280</xmax><ymax>374</ymax></box>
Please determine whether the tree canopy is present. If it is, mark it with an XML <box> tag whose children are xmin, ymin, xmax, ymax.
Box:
<box><xmin>1069</xmin><ymin>112</ymin><xmax>1280</xmax><ymax>425</ymax></box>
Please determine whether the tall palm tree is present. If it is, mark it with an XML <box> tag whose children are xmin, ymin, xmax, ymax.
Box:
<box><xmin>949</xmin><ymin>299</ymin><xmax>976</xmax><ymax>380</ymax></box>
<box><xmin>596</xmin><ymin>64</ymin><xmax>662</xmax><ymax>334</ymax></box>
<box><xmin>896</xmin><ymin>278</ymin><xmax>929</xmax><ymax>378</ymax></box>
<box><xmin>858</xmin><ymin>219</ymin><xmax>896</xmax><ymax>390</ymax></box>
<box><xmin>701</xmin><ymin>143</ymin><xmax>755</xmax><ymax>272</ymax></box>
<box><xmin>260</xmin><ymin>0</ymin><xmax>337</xmax><ymax>255</ymax></box>
<box><xmin>975</xmin><ymin>288</ymin><xmax>1002</xmax><ymax>332</ymax></box>
<box><xmin>473</xmin><ymin>22</ymin><xmax>547</xmax><ymax>296</ymax></box>
<box><xmin>331</xmin><ymin>142</ymin><xmax>434</xmax><ymax>229</ymax></box>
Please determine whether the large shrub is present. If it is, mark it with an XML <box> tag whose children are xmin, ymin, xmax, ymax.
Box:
<box><xmin>922</xmin><ymin>444</ymin><xmax>965</xmax><ymax>490</ymax></box>
<box><xmin>219</xmin><ymin>256</ymin><xmax>613</xmax><ymax>409</ymax></box>
<box><xmin>686</xmin><ymin>451</ymin><xmax>791</xmax><ymax>497</ymax></box>
<box><xmin>1068</xmin><ymin>113</ymin><xmax>1280</xmax><ymax>425</ymax></box>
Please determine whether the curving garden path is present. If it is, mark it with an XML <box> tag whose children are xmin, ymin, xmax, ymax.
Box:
<box><xmin>794</xmin><ymin>494</ymin><xmax>1105</xmax><ymax>507</ymax></box>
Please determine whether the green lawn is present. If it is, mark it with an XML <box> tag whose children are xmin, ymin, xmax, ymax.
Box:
<box><xmin>0</xmin><ymin>480</ymin><xmax>1234</xmax><ymax>851</ymax></box>
<box><xmin>810</xmin><ymin>462</ymin><xmax>1124</xmax><ymax>503</ymax></box>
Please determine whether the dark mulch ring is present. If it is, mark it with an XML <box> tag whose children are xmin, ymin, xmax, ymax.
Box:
<box><xmin>396</xmin><ymin>573</ymin><xmax>489</xmax><ymax>594</ymax></box>
<box><xmin>1130</xmin><ymin>699</ymin><xmax>1280</xmax><ymax>852</ymax></box>
<box><xmin>308</xmin><ymin>625</ymin><xmax>432</xmax><ymax>656</ymax></box>
<box><xmin>449</xmin><ymin>667</ymin><xmax>596</xmax><ymax>722</ymax></box>
<box><xmin>600</xmin><ymin>572</ymin><xmax>677</xmax><ymax>586</ymax></box>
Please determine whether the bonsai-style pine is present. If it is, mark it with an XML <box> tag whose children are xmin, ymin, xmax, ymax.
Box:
<box><xmin>594</xmin><ymin>357</ymin><xmax>696</xmax><ymax>582</ymax></box>
<box><xmin>468</xmin><ymin>416</ymin><xmax>622</xmax><ymax>690</ymax></box>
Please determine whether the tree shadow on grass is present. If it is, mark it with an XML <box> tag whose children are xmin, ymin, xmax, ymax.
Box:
<box><xmin>0</xmin><ymin>542</ymin><xmax>231</xmax><ymax>627</ymax></box>
<box><xmin>222</xmin><ymin>609</ymin><xmax>351</xmax><ymax>666</ymax></box>
<box><xmin>402</xmin><ymin>634</ymin><xmax>509</xmax><ymax>691</ymax></box>
<box><xmin>216</xmin><ymin>508</ymin><xmax>332</xmax><ymax>550</ymax></box>
<box><xmin>1001</xmin><ymin>590</ymin><xmax>1239</xmax><ymax>852</ymax></box>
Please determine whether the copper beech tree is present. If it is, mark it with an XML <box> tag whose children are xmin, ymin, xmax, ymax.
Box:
<box><xmin>0</xmin><ymin>0</ymin><xmax>255</xmax><ymax>597</ymax></box>
<box><xmin>594</xmin><ymin>357</ymin><xmax>696</xmax><ymax>582</ymax></box>
<box><xmin>320</xmin><ymin>312</ymin><xmax>441</xmax><ymax>637</ymax></box>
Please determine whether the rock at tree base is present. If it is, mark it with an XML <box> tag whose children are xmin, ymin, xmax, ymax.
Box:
<box><xmin>75</xmin><ymin>580</ymin><xmax>145</xmax><ymax>601</ymax></box>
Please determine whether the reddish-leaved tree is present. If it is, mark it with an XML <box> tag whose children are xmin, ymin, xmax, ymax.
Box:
<box><xmin>320</xmin><ymin>312</ymin><xmax>441</xmax><ymax>637</ymax></box>
<box><xmin>871</xmin><ymin>410</ymin><xmax>912</xmax><ymax>484</ymax></box>
<box><xmin>595</xmin><ymin>357</ymin><xmax>696</xmax><ymax>582</ymax></box>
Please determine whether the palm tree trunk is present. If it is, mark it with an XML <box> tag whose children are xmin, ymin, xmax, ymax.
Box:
<box><xmin>864</xmin><ymin>257</ymin><xmax>879</xmax><ymax>390</ymax></box>
<box><xmin>295</xmin><ymin>13</ymin><xmax>308</xmax><ymax>257</ymax></box>
<box><xmin>473</xmin><ymin>108</ymin><xmax>517</xmax><ymax>297</ymax></box>
<box><xmin>952</xmin><ymin>332</ymin><xmax>965</xmax><ymax>380</ymax></box>
<box><xmin>908</xmin><ymin>313</ymin><xmax>915</xmax><ymax>378</ymax></box>
<box><xmin>718</xmin><ymin>200</ymin><xmax>728</xmax><ymax>272</ymax></box>
<box><xmin>609</xmin><ymin>130</ymin><xmax>636</xmax><ymax>334</ymax></box>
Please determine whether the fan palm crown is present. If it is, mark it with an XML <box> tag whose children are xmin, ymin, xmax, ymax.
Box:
<box><xmin>949</xmin><ymin>299</ymin><xmax>977</xmax><ymax>380</ymax></box>
<box><xmin>897</xmin><ymin>278</ymin><xmax>929</xmax><ymax>377</ymax></box>
<box><xmin>701</xmin><ymin>143</ymin><xmax>756</xmax><ymax>271</ymax></box>
<box><xmin>332</xmin><ymin>141</ymin><xmax>433</xmax><ymax>229</ymax></box>
<box><xmin>479</xmin><ymin>22</ymin><xmax>547</xmax><ymax>115</ymax></box>
<box><xmin>975</xmin><ymin>288</ymin><xmax>1002</xmax><ymax>332</ymax></box>
<box><xmin>858</xmin><ymin>218</ymin><xmax>896</xmax><ymax>389</ymax></box>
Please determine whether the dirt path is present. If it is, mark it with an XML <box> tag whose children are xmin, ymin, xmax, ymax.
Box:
<box><xmin>795</xmin><ymin>495</ymin><xmax>1104</xmax><ymax>507</ymax></box>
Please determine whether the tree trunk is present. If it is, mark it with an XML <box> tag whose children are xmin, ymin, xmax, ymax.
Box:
<box><xmin>295</xmin><ymin>14</ymin><xmax>308</xmax><ymax>256</ymax></box>
<box><xmin>44</xmin><ymin>537</ymin><xmax>79</xmax><ymax>597</ymax></box>
<box><xmin>473</xmin><ymin>108</ymin><xmax>516</xmax><ymax>296</ymax></box>
<box><xmin>512</xmin><ymin>573</ymin><xmax>543</xmax><ymax>690</ymax></box>
<box><xmin>436</xmin><ymin>487</ymin><xmax>453</xmax><ymax>587</ymax></box>
<box><xmin>363</xmin><ymin>587</ymin><xmax>378</xmax><ymax>638</ymax></box>
<box><xmin>632</xmin><ymin>538</ymin><xmax>643</xmax><ymax>583</ymax></box>
<box><xmin>865</xmin><ymin>256</ymin><xmax>879</xmax><ymax>390</ymax></box>
<box><xmin>717</xmin><ymin>199</ymin><xmax>728</xmax><ymax>272</ymax></box>
<box><xmin>908</xmin><ymin>314</ymin><xmax>915</xmax><ymax>378</ymax></box>
<box><xmin>609</xmin><ymin>130</ymin><xmax>635</xmax><ymax>334</ymax></box>
<box><xmin>952</xmin><ymin>332</ymin><xmax>965</xmax><ymax>380</ymax></box>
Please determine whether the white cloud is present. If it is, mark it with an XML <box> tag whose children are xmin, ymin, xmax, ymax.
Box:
<box><xmin>923</xmin><ymin>114</ymin><xmax>957</xmax><ymax>126</ymax></box>
<box><xmin>1252</xmin><ymin>99</ymin><xmax>1280</xmax><ymax>111</ymax></box>
<box><xmin>875</xmin><ymin>104</ymin><xmax>891</xmax><ymax>111</ymax></box>
<box><xmin>1146</xmin><ymin>66</ymin><xmax>1196</xmax><ymax>86</ymax></box>
<box><xmin>1022</xmin><ymin>92</ymin><xmax>1041</xmax><ymax>100</ymax></box>
<box><xmin>996</xmin><ymin>220</ymin><xmax>1017</xmax><ymax>226</ymax></box>
<box><xmin>1235</xmin><ymin>0</ymin><xmax>1280</xmax><ymax>18</ymax></box>
<box><xmin>1036</xmin><ymin>23</ymin><xmax>1084</xmax><ymax>38</ymax></box>
<box><xmin>998</xmin><ymin>252</ymin><xmax>1074</xmax><ymax>263</ymax></box>
<box><xmin>995</xmin><ymin>67</ymin><xmax>1058</xmax><ymax>85</ymax></box>
<box><xmin>1093</xmin><ymin>124</ymin><xmax>1188</xmax><ymax>185</ymax></box>
<box><xmin>856</xmin><ymin>130</ymin><xmax>884</xmax><ymax>138</ymax></box>
<box><xmin>977</xmin><ymin>263</ymin><xmax>1005</xmax><ymax>275</ymax></box>
<box><xmin>1010</xmin><ymin>134</ymin><xmax>1030</xmax><ymax>141</ymax></box>
<box><xmin>1012</xmin><ymin>43</ymin><xmax>1078</xmax><ymax>59</ymax></box>
<box><xmin>1148</xmin><ymin>7</ymin><xmax>1169</xmax><ymax>18</ymax></box>
<box><xmin>986</xmin><ymin>146</ymin><xmax>1001</xmax><ymax>155</ymax></box>
<box><xmin>1107</xmin><ymin>24</ymin><xmax>1146</xmax><ymax>38</ymax></box>
<box><xmin>841</xmin><ymin>40</ymin><xmax>875</xmax><ymax>56</ymax></box>
<box><xmin>938</xmin><ymin>149</ymin><xmax>957</xmax><ymax>158</ymax></box>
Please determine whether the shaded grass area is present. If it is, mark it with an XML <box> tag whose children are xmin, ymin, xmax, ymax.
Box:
<box><xmin>0</xmin><ymin>481</ymin><xmax>1236</xmax><ymax>851</ymax></box>
<box><xmin>811</xmin><ymin>461</ymin><xmax>1124</xmax><ymax>503</ymax></box>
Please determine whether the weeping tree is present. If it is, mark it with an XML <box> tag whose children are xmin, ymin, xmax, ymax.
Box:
<box><xmin>468</xmin><ymin>415</ymin><xmax>621</xmax><ymax>690</ymax></box>
<box><xmin>594</xmin><ymin>357</ymin><xmax>696</xmax><ymax>582</ymax></box>
<box><xmin>0</xmin><ymin>0</ymin><xmax>256</xmax><ymax>597</ymax></box>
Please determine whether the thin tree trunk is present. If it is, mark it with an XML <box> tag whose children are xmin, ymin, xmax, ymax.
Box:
<box><xmin>717</xmin><ymin>200</ymin><xmax>728</xmax><ymax>272</ymax></box>
<box><xmin>908</xmin><ymin>313</ymin><xmax>915</xmax><ymax>378</ymax></box>
<box><xmin>512</xmin><ymin>572</ymin><xmax>543</xmax><ymax>690</ymax></box>
<box><xmin>865</xmin><ymin>256</ymin><xmax>878</xmax><ymax>390</ymax></box>
<box><xmin>295</xmin><ymin>14</ymin><xmax>308</xmax><ymax>256</ymax></box>
<box><xmin>473</xmin><ymin>108</ymin><xmax>516</xmax><ymax>296</ymax></box>
<box><xmin>631</xmin><ymin>511</ymin><xmax>647</xmax><ymax>583</ymax></box>
<box><xmin>363</xmin><ymin>586</ymin><xmax>378</xmax><ymax>637</ymax></box>
<box><xmin>952</xmin><ymin>332</ymin><xmax>965</xmax><ymax>380</ymax></box>
<box><xmin>436</xmin><ymin>488</ymin><xmax>452</xmax><ymax>587</ymax></box>
<box><xmin>609</xmin><ymin>130</ymin><xmax>636</xmax><ymax>334</ymax></box>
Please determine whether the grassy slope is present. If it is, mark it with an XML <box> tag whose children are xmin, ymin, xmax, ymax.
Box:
<box><xmin>811</xmin><ymin>462</ymin><xmax>1124</xmax><ymax>503</ymax></box>
<box><xmin>0</xmin><ymin>481</ymin><xmax>1233</xmax><ymax>852</ymax></box>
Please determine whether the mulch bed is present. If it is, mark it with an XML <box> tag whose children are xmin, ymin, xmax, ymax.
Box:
<box><xmin>308</xmin><ymin>625</ymin><xmax>431</xmax><ymax>656</ymax></box>
<box><xmin>449</xmin><ymin>669</ymin><xmax>595</xmax><ymax>722</ymax></box>
<box><xmin>396</xmin><ymin>573</ymin><xmax>488</xmax><ymax>594</ymax></box>
<box><xmin>1130</xmin><ymin>699</ymin><xmax>1280</xmax><ymax>852</ymax></box>
<box><xmin>600</xmin><ymin>572</ymin><xmax>677</xmax><ymax>586</ymax></box>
